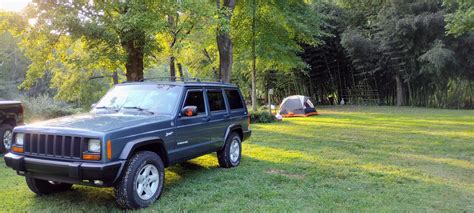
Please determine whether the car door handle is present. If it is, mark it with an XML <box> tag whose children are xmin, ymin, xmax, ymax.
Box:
<box><xmin>202</xmin><ymin>117</ymin><xmax>210</xmax><ymax>122</ymax></box>
<box><xmin>223</xmin><ymin>114</ymin><xmax>230</xmax><ymax>118</ymax></box>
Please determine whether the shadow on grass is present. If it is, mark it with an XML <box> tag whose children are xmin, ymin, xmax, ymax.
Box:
<box><xmin>2</xmin><ymin>145</ymin><xmax>473</xmax><ymax>212</ymax></box>
<box><xmin>3</xmin><ymin>159</ymin><xmax>220</xmax><ymax>211</ymax></box>
<box><xmin>165</xmin><ymin>160</ymin><xmax>215</xmax><ymax>187</ymax></box>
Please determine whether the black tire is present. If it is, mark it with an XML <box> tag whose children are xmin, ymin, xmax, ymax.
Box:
<box><xmin>217</xmin><ymin>132</ymin><xmax>242</xmax><ymax>168</ymax></box>
<box><xmin>114</xmin><ymin>151</ymin><xmax>165</xmax><ymax>209</ymax></box>
<box><xmin>0</xmin><ymin>124</ymin><xmax>13</xmax><ymax>153</ymax></box>
<box><xmin>25</xmin><ymin>177</ymin><xmax>73</xmax><ymax>195</ymax></box>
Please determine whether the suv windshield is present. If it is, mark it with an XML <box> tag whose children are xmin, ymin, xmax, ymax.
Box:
<box><xmin>94</xmin><ymin>84</ymin><xmax>181</xmax><ymax>115</ymax></box>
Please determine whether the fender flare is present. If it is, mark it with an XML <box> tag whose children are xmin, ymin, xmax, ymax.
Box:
<box><xmin>1</xmin><ymin>118</ymin><xmax>16</xmax><ymax>127</ymax></box>
<box><xmin>221</xmin><ymin>124</ymin><xmax>243</xmax><ymax>149</ymax></box>
<box><xmin>119</xmin><ymin>136</ymin><xmax>167</xmax><ymax>160</ymax></box>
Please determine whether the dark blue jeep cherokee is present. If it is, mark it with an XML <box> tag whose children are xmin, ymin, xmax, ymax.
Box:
<box><xmin>4</xmin><ymin>80</ymin><xmax>251</xmax><ymax>209</ymax></box>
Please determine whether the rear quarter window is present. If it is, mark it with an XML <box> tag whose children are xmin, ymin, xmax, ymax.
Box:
<box><xmin>225</xmin><ymin>89</ymin><xmax>244</xmax><ymax>110</ymax></box>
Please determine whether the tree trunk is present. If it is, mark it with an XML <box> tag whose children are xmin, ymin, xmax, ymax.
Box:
<box><xmin>395</xmin><ymin>74</ymin><xmax>404</xmax><ymax>106</ymax></box>
<box><xmin>251</xmin><ymin>63</ymin><xmax>257</xmax><ymax>111</ymax></box>
<box><xmin>112</xmin><ymin>70</ymin><xmax>119</xmax><ymax>85</ymax></box>
<box><xmin>251</xmin><ymin>0</ymin><xmax>257</xmax><ymax>111</ymax></box>
<box><xmin>169</xmin><ymin>56</ymin><xmax>176</xmax><ymax>81</ymax></box>
<box><xmin>177</xmin><ymin>63</ymin><xmax>184</xmax><ymax>78</ymax></box>
<box><xmin>202</xmin><ymin>48</ymin><xmax>218</xmax><ymax>79</ymax></box>
<box><xmin>121</xmin><ymin>32</ymin><xmax>145</xmax><ymax>82</ymax></box>
<box><xmin>168</xmin><ymin>14</ymin><xmax>177</xmax><ymax>81</ymax></box>
<box><xmin>216</xmin><ymin>0</ymin><xmax>236</xmax><ymax>83</ymax></box>
<box><xmin>12</xmin><ymin>48</ymin><xmax>17</xmax><ymax>81</ymax></box>
<box><xmin>217</xmin><ymin>35</ymin><xmax>233</xmax><ymax>83</ymax></box>
<box><xmin>469</xmin><ymin>80</ymin><xmax>473</xmax><ymax>108</ymax></box>
<box><xmin>407</xmin><ymin>80</ymin><xmax>413</xmax><ymax>106</ymax></box>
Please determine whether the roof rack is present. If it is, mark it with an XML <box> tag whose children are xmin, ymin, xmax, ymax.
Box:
<box><xmin>137</xmin><ymin>77</ymin><xmax>226</xmax><ymax>84</ymax></box>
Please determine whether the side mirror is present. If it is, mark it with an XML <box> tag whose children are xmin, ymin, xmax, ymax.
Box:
<box><xmin>181</xmin><ymin>106</ymin><xmax>198</xmax><ymax>117</ymax></box>
<box><xmin>91</xmin><ymin>103</ymin><xmax>97</xmax><ymax>109</ymax></box>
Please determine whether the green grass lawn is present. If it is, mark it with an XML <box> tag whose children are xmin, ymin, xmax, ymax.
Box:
<box><xmin>1</xmin><ymin>106</ymin><xmax>473</xmax><ymax>211</ymax></box>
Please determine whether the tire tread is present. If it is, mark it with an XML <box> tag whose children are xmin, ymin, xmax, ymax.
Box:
<box><xmin>114</xmin><ymin>151</ymin><xmax>164</xmax><ymax>209</ymax></box>
<box><xmin>0</xmin><ymin>123</ymin><xmax>13</xmax><ymax>153</ymax></box>
<box><xmin>217</xmin><ymin>132</ymin><xmax>241</xmax><ymax>168</ymax></box>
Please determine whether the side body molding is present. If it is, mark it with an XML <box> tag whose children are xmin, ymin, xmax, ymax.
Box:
<box><xmin>119</xmin><ymin>136</ymin><xmax>166</xmax><ymax>160</ymax></box>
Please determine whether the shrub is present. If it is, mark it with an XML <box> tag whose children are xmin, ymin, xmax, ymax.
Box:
<box><xmin>249</xmin><ymin>110</ymin><xmax>275</xmax><ymax>123</ymax></box>
<box><xmin>19</xmin><ymin>95</ymin><xmax>82</xmax><ymax>122</ymax></box>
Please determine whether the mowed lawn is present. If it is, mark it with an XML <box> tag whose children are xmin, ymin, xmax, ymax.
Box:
<box><xmin>0</xmin><ymin>106</ymin><xmax>473</xmax><ymax>211</ymax></box>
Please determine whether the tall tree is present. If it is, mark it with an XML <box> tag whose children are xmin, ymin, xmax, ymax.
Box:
<box><xmin>338</xmin><ymin>0</ymin><xmax>473</xmax><ymax>108</ymax></box>
<box><xmin>216</xmin><ymin>0</ymin><xmax>237</xmax><ymax>83</ymax></box>
<box><xmin>444</xmin><ymin>0</ymin><xmax>474</xmax><ymax>37</ymax></box>
<box><xmin>251</xmin><ymin>0</ymin><xmax>257</xmax><ymax>111</ymax></box>
<box><xmin>232</xmin><ymin>0</ymin><xmax>321</xmax><ymax>109</ymax></box>
<box><xmin>24</xmin><ymin>0</ymin><xmax>169</xmax><ymax>82</ymax></box>
<box><xmin>157</xmin><ymin>0</ymin><xmax>210</xmax><ymax>80</ymax></box>
<box><xmin>0</xmin><ymin>31</ymin><xmax>29</xmax><ymax>99</ymax></box>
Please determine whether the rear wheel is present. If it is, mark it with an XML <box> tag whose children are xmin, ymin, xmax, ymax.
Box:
<box><xmin>217</xmin><ymin>132</ymin><xmax>242</xmax><ymax>168</ymax></box>
<box><xmin>0</xmin><ymin>124</ymin><xmax>13</xmax><ymax>153</ymax></box>
<box><xmin>115</xmin><ymin>151</ymin><xmax>164</xmax><ymax>209</ymax></box>
<box><xmin>25</xmin><ymin>177</ymin><xmax>73</xmax><ymax>195</ymax></box>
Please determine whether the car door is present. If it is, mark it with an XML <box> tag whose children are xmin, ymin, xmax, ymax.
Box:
<box><xmin>172</xmin><ymin>88</ymin><xmax>213</xmax><ymax>161</ymax></box>
<box><xmin>205</xmin><ymin>88</ymin><xmax>230</xmax><ymax>150</ymax></box>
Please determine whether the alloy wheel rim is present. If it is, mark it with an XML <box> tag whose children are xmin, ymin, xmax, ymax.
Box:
<box><xmin>229</xmin><ymin>138</ymin><xmax>240</xmax><ymax>163</ymax></box>
<box><xmin>135</xmin><ymin>164</ymin><xmax>159</xmax><ymax>200</ymax></box>
<box><xmin>3</xmin><ymin>130</ymin><xmax>12</xmax><ymax>150</ymax></box>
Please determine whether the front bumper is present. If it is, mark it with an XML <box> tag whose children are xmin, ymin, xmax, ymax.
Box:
<box><xmin>4</xmin><ymin>153</ymin><xmax>124</xmax><ymax>186</ymax></box>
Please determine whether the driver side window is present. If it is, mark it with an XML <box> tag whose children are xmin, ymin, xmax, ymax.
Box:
<box><xmin>183</xmin><ymin>90</ymin><xmax>206</xmax><ymax>115</ymax></box>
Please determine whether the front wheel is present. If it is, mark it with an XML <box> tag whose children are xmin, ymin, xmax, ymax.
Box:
<box><xmin>115</xmin><ymin>151</ymin><xmax>165</xmax><ymax>209</ymax></box>
<box><xmin>217</xmin><ymin>132</ymin><xmax>242</xmax><ymax>168</ymax></box>
<box><xmin>0</xmin><ymin>124</ymin><xmax>13</xmax><ymax>153</ymax></box>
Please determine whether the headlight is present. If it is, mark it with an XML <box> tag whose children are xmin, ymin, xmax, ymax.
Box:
<box><xmin>88</xmin><ymin>139</ymin><xmax>101</xmax><ymax>153</ymax></box>
<box><xmin>16</xmin><ymin>133</ymin><xmax>24</xmax><ymax>146</ymax></box>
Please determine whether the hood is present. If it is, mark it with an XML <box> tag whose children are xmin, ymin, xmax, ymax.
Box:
<box><xmin>25</xmin><ymin>113</ymin><xmax>173</xmax><ymax>133</ymax></box>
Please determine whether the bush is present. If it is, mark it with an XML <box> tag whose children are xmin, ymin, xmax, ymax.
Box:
<box><xmin>249</xmin><ymin>110</ymin><xmax>275</xmax><ymax>123</ymax></box>
<box><xmin>19</xmin><ymin>95</ymin><xmax>82</xmax><ymax>122</ymax></box>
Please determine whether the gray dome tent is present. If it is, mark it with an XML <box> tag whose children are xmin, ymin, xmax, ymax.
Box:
<box><xmin>278</xmin><ymin>95</ymin><xmax>318</xmax><ymax>117</ymax></box>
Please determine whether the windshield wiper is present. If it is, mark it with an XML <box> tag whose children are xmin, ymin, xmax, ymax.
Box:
<box><xmin>95</xmin><ymin>106</ymin><xmax>118</xmax><ymax>112</ymax></box>
<box><xmin>122</xmin><ymin>106</ymin><xmax>155</xmax><ymax>115</ymax></box>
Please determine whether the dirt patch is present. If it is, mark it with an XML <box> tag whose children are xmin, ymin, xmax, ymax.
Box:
<box><xmin>265</xmin><ymin>169</ymin><xmax>305</xmax><ymax>180</ymax></box>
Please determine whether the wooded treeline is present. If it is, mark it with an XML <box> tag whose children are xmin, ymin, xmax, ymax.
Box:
<box><xmin>0</xmin><ymin>0</ymin><xmax>472</xmax><ymax>109</ymax></box>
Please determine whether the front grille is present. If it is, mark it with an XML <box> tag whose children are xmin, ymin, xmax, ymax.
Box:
<box><xmin>23</xmin><ymin>133</ymin><xmax>86</xmax><ymax>159</ymax></box>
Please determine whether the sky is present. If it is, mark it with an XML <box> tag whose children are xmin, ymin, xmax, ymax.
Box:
<box><xmin>0</xmin><ymin>0</ymin><xmax>31</xmax><ymax>12</ymax></box>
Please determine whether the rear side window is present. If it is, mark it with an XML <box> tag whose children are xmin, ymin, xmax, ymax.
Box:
<box><xmin>225</xmin><ymin>89</ymin><xmax>244</xmax><ymax>110</ymax></box>
<box><xmin>183</xmin><ymin>90</ymin><xmax>206</xmax><ymax>114</ymax></box>
<box><xmin>207</xmin><ymin>90</ymin><xmax>226</xmax><ymax>112</ymax></box>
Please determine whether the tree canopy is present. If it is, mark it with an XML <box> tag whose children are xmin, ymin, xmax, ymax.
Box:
<box><xmin>0</xmin><ymin>0</ymin><xmax>472</xmax><ymax>109</ymax></box>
